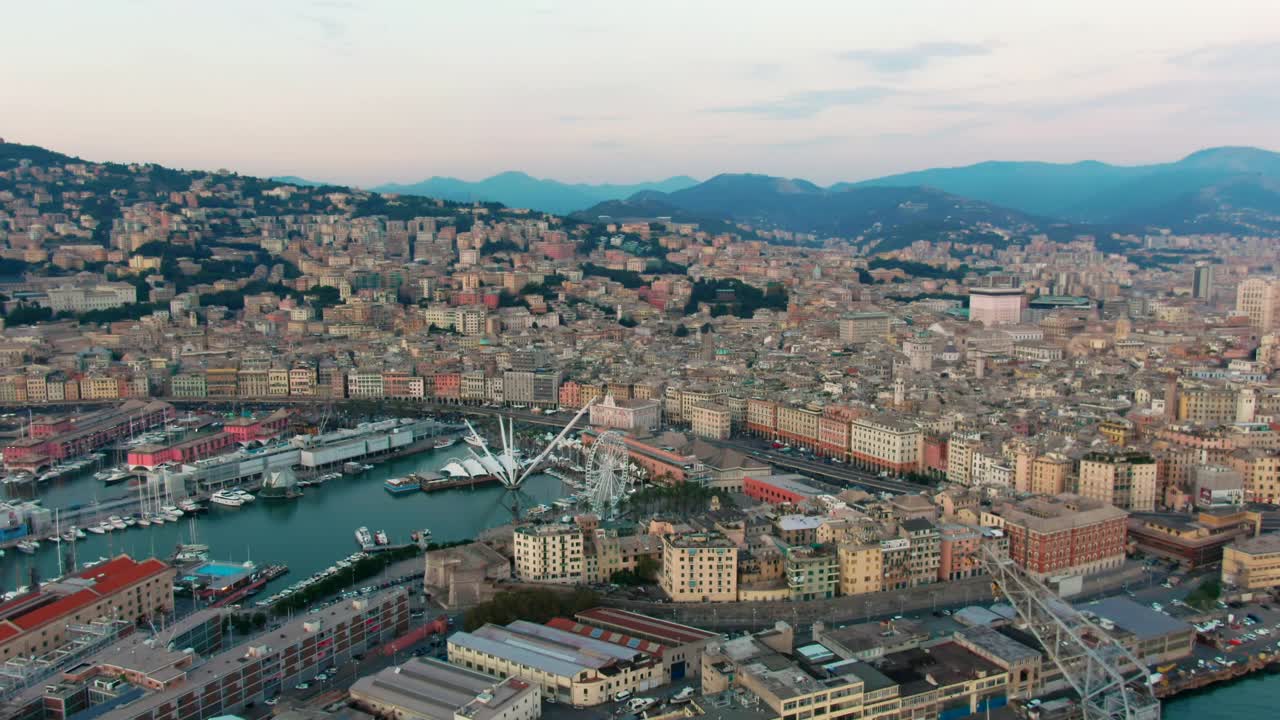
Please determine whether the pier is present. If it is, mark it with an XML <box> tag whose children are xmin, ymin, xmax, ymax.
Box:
<box><xmin>416</xmin><ymin>472</ymin><xmax>501</xmax><ymax>493</ymax></box>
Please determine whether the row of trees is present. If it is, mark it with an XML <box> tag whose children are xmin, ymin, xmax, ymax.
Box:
<box><xmin>270</xmin><ymin>544</ymin><xmax>422</xmax><ymax>617</ymax></box>
<box><xmin>621</xmin><ymin>482</ymin><xmax>734</xmax><ymax>516</ymax></box>
<box><xmin>463</xmin><ymin>587</ymin><xmax>600</xmax><ymax>631</ymax></box>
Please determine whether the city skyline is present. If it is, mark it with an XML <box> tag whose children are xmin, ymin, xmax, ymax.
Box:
<box><xmin>5</xmin><ymin>0</ymin><xmax>1279</xmax><ymax>186</ymax></box>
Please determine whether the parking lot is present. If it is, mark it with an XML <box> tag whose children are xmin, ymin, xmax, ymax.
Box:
<box><xmin>539</xmin><ymin>679</ymin><xmax>706</xmax><ymax>720</ymax></box>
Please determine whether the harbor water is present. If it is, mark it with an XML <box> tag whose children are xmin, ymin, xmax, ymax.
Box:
<box><xmin>1163</xmin><ymin>671</ymin><xmax>1280</xmax><ymax>718</ymax></box>
<box><xmin>1</xmin><ymin>445</ymin><xmax>564</xmax><ymax>594</ymax></box>
<box><xmin>14</xmin><ymin>440</ymin><xmax>1275</xmax><ymax>713</ymax></box>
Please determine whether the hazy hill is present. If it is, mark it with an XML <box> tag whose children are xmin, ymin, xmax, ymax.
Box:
<box><xmin>846</xmin><ymin>146</ymin><xmax>1280</xmax><ymax>229</ymax></box>
<box><xmin>374</xmin><ymin>171</ymin><xmax>698</xmax><ymax>214</ymax></box>
<box><xmin>580</xmin><ymin>173</ymin><xmax>1039</xmax><ymax>249</ymax></box>
<box><xmin>270</xmin><ymin>175</ymin><xmax>328</xmax><ymax>187</ymax></box>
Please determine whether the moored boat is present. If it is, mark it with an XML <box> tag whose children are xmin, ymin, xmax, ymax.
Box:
<box><xmin>384</xmin><ymin>476</ymin><xmax>420</xmax><ymax>494</ymax></box>
<box><xmin>210</xmin><ymin>490</ymin><xmax>244</xmax><ymax>508</ymax></box>
<box><xmin>354</xmin><ymin>526</ymin><xmax>374</xmax><ymax>548</ymax></box>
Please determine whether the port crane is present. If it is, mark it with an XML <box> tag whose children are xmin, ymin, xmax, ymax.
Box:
<box><xmin>979</xmin><ymin>546</ymin><xmax>1160</xmax><ymax>720</ymax></box>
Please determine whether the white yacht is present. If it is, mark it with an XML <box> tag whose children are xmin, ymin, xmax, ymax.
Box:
<box><xmin>210</xmin><ymin>490</ymin><xmax>245</xmax><ymax>507</ymax></box>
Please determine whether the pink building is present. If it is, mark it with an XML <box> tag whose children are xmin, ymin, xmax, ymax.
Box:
<box><xmin>559</xmin><ymin>381</ymin><xmax>582</xmax><ymax>409</ymax></box>
<box><xmin>589</xmin><ymin>395</ymin><xmax>660</xmax><ymax>432</ymax></box>
<box><xmin>938</xmin><ymin>524</ymin><xmax>982</xmax><ymax>582</ymax></box>
<box><xmin>968</xmin><ymin>286</ymin><xmax>1025</xmax><ymax>326</ymax></box>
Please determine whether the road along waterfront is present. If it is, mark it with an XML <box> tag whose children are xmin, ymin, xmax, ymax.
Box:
<box><xmin>0</xmin><ymin>444</ymin><xmax>562</xmax><ymax>595</ymax></box>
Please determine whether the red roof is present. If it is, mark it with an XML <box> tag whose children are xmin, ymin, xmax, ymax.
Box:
<box><xmin>4</xmin><ymin>556</ymin><xmax>171</xmax><ymax>635</ymax></box>
<box><xmin>12</xmin><ymin>589</ymin><xmax>99</xmax><ymax>631</ymax></box>
<box><xmin>546</xmin><ymin>617</ymin><xmax>666</xmax><ymax>656</ymax></box>
<box><xmin>574</xmin><ymin>607</ymin><xmax>719</xmax><ymax>645</ymax></box>
<box><xmin>78</xmin><ymin>557</ymin><xmax>169</xmax><ymax>596</ymax></box>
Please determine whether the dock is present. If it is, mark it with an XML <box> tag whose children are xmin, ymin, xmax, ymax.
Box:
<box><xmin>415</xmin><ymin>472</ymin><xmax>502</xmax><ymax>493</ymax></box>
<box><xmin>1153</xmin><ymin>648</ymin><xmax>1280</xmax><ymax>699</ymax></box>
<box><xmin>209</xmin><ymin>564</ymin><xmax>289</xmax><ymax>608</ymax></box>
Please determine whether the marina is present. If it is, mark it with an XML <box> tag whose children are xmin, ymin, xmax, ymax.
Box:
<box><xmin>0</xmin><ymin>441</ymin><xmax>566</xmax><ymax>597</ymax></box>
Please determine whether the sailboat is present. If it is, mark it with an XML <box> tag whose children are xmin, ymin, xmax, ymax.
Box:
<box><xmin>137</xmin><ymin>480</ymin><xmax>151</xmax><ymax>526</ymax></box>
<box><xmin>173</xmin><ymin>516</ymin><xmax>209</xmax><ymax>564</ymax></box>
<box><xmin>159</xmin><ymin>468</ymin><xmax>183</xmax><ymax>520</ymax></box>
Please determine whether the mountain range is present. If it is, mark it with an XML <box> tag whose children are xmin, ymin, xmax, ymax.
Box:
<box><xmin>295</xmin><ymin>146</ymin><xmax>1280</xmax><ymax>240</ymax></box>
<box><xmin>16</xmin><ymin>137</ymin><xmax>1280</xmax><ymax>250</ymax></box>
<box><xmin>577</xmin><ymin>176</ymin><xmax>1040</xmax><ymax>251</ymax></box>
<box><xmin>575</xmin><ymin>146</ymin><xmax>1280</xmax><ymax>243</ymax></box>
<box><xmin>846</xmin><ymin>146</ymin><xmax>1280</xmax><ymax>227</ymax></box>
<box><xmin>370</xmin><ymin>172</ymin><xmax>699</xmax><ymax>215</ymax></box>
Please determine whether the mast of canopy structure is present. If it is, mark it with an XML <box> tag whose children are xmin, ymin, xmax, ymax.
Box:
<box><xmin>462</xmin><ymin>399</ymin><xmax>597</xmax><ymax>519</ymax></box>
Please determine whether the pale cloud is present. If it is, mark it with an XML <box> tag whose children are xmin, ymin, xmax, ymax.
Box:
<box><xmin>841</xmin><ymin>42</ymin><xmax>991</xmax><ymax>73</ymax></box>
<box><xmin>1</xmin><ymin>0</ymin><xmax>1278</xmax><ymax>184</ymax></box>
<box><xmin>710</xmin><ymin>88</ymin><xmax>898</xmax><ymax>119</ymax></box>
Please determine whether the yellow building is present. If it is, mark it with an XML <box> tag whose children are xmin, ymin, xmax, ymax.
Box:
<box><xmin>1230</xmin><ymin>449</ymin><xmax>1280</xmax><ymax>504</ymax></box>
<box><xmin>837</xmin><ymin>542</ymin><xmax>883</xmax><ymax>596</ymax></box>
<box><xmin>660</xmin><ymin>532</ymin><xmax>738</xmax><ymax>603</ymax></box>
<box><xmin>237</xmin><ymin>369</ymin><xmax>271</xmax><ymax>397</ymax></box>
<box><xmin>267</xmin><ymin>368</ymin><xmax>290</xmax><ymax>396</ymax></box>
<box><xmin>1099</xmin><ymin>419</ymin><xmax>1136</xmax><ymax>446</ymax></box>
<box><xmin>513</xmin><ymin>524</ymin><xmax>584</xmax><ymax>584</ymax></box>
<box><xmin>777</xmin><ymin>405</ymin><xmax>821</xmax><ymax>448</ymax></box>
<box><xmin>1223</xmin><ymin>534</ymin><xmax>1280</xmax><ymax>591</ymax></box>
<box><xmin>1078</xmin><ymin>452</ymin><xmax>1157</xmax><ymax>512</ymax></box>
<box><xmin>80</xmin><ymin>375</ymin><xmax>121</xmax><ymax>400</ymax></box>
<box><xmin>1031</xmin><ymin>453</ymin><xmax>1072</xmax><ymax>496</ymax></box>
<box><xmin>688</xmin><ymin>402</ymin><xmax>731</xmax><ymax>440</ymax></box>
<box><xmin>849</xmin><ymin>416</ymin><xmax>921</xmax><ymax>474</ymax></box>
<box><xmin>1179</xmin><ymin>385</ymin><xmax>1238</xmax><ymax>425</ymax></box>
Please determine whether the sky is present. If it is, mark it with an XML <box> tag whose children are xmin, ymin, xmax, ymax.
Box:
<box><xmin>4</xmin><ymin>0</ymin><xmax>1279</xmax><ymax>186</ymax></box>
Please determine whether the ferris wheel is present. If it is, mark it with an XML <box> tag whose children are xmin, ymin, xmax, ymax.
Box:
<box><xmin>584</xmin><ymin>431</ymin><xmax>633</xmax><ymax>516</ymax></box>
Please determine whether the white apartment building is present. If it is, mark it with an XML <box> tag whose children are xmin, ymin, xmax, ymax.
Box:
<box><xmin>849</xmin><ymin>417</ymin><xmax>921</xmax><ymax>474</ymax></box>
<box><xmin>1237</xmin><ymin>277</ymin><xmax>1280</xmax><ymax>333</ymax></box>
<box><xmin>41</xmin><ymin>283</ymin><xmax>138</xmax><ymax>313</ymax></box>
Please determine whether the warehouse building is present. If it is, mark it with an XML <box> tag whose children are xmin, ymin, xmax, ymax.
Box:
<box><xmin>447</xmin><ymin>620</ymin><xmax>663</xmax><ymax>706</ymax></box>
<box><xmin>350</xmin><ymin>657</ymin><xmax>540</xmax><ymax>720</ymax></box>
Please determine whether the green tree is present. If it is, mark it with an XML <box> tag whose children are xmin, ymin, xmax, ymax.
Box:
<box><xmin>673</xmin><ymin>324</ymin><xmax>690</xmax><ymax>337</ymax></box>
<box><xmin>635</xmin><ymin>555</ymin><xmax>659</xmax><ymax>582</ymax></box>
